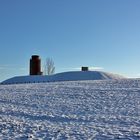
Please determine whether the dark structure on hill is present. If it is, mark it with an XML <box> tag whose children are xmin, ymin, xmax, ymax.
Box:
<box><xmin>81</xmin><ymin>67</ymin><xmax>89</xmax><ymax>71</ymax></box>
<box><xmin>30</xmin><ymin>55</ymin><xmax>42</xmax><ymax>75</ymax></box>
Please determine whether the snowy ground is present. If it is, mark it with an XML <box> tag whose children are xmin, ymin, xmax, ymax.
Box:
<box><xmin>0</xmin><ymin>79</ymin><xmax>140</xmax><ymax>139</ymax></box>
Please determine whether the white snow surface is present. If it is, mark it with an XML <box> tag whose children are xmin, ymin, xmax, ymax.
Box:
<box><xmin>0</xmin><ymin>79</ymin><xmax>140</xmax><ymax>139</ymax></box>
<box><xmin>1</xmin><ymin>71</ymin><xmax>125</xmax><ymax>84</ymax></box>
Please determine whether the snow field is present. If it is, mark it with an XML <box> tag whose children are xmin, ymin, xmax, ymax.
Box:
<box><xmin>0</xmin><ymin>80</ymin><xmax>140</xmax><ymax>139</ymax></box>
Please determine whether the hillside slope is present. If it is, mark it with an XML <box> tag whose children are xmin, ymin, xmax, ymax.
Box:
<box><xmin>1</xmin><ymin>71</ymin><xmax>125</xmax><ymax>84</ymax></box>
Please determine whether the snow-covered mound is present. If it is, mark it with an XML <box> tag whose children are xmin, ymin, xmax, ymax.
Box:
<box><xmin>1</xmin><ymin>71</ymin><xmax>125</xmax><ymax>84</ymax></box>
<box><xmin>0</xmin><ymin>80</ymin><xmax>140</xmax><ymax>139</ymax></box>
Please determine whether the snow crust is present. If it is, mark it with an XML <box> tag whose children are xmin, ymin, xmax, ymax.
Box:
<box><xmin>1</xmin><ymin>71</ymin><xmax>125</xmax><ymax>84</ymax></box>
<box><xmin>0</xmin><ymin>79</ymin><xmax>140</xmax><ymax>139</ymax></box>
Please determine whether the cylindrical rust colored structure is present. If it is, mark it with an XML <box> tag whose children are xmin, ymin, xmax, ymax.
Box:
<box><xmin>30</xmin><ymin>55</ymin><xmax>42</xmax><ymax>75</ymax></box>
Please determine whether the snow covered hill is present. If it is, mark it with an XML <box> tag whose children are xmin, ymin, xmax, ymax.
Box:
<box><xmin>0</xmin><ymin>79</ymin><xmax>140</xmax><ymax>139</ymax></box>
<box><xmin>1</xmin><ymin>71</ymin><xmax>125</xmax><ymax>84</ymax></box>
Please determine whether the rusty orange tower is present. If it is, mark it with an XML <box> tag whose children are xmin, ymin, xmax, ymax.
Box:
<box><xmin>30</xmin><ymin>55</ymin><xmax>42</xmax><ymax>75</ymax></box>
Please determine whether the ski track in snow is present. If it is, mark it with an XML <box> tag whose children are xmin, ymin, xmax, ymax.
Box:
<box><xmin>0</xmin><ymin>80</ymin><xmax>140</xmax><ymax>139</ymax></box>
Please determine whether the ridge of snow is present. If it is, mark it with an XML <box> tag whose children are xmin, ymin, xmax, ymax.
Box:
<box><xmin>1</xmin><ymin>71</ymin><xmax>125</xmax><ymax>84</ymax></box>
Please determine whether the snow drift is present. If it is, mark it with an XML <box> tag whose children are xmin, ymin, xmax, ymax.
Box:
<box><xmin>1</xmin><ymin>71</ymin><xmax>125</xmax><ymax>84</ymax></box>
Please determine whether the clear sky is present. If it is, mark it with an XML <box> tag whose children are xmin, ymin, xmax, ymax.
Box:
<box><xmin>0</xmin><ymin>0</ymin><xmax>140</xmax><ymax>81</ymax></box>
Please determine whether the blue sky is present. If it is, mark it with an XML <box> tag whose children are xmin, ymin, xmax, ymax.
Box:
<box><xmin>0</xmin><ymin>0</ymin><xmax>140</xmax><ymax>81</ymax></box>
